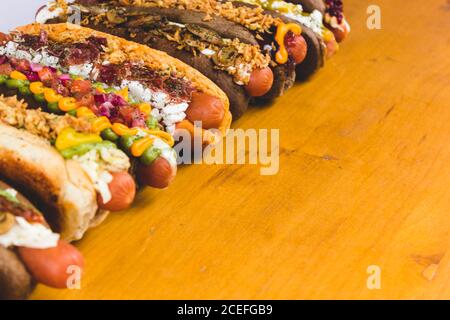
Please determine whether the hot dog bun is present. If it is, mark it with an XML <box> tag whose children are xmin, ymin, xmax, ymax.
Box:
<box><xmin>16</xmin><ymin>23</ymin><xmax>232</xmax><ymax>138</ymax></box>
<box><xmin>0</xmin><ymin>117</ymin><xmax>98</xmax><ymax>241</ymax></box>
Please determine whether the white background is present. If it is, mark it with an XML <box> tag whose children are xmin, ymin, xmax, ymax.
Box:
<box><xmin>1</xmin><ymin>0</ymin><xmax>47</xmax><ymax>32</ymax></box>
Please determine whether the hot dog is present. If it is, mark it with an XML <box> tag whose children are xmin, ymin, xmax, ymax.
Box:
<box><xmin>113</xmin><ymin>0</ymin><xmax>309</xmax><ymax>96</ymax></box>
<box><xmin>284</xmin><ymin>0</ymin><xmax>351</xmax><ymax>42</ymax></box>
<box><xmin>0</xmin><ymin>181</ymin><xmax>84</xmax><ymax>299</ymax></box>
<box><xmin>225</xmin><ymin>0</ymin><xmax>346</xmax><ymax>80</ymax></box>
<box><xmin>14</xmin><ymin>23</ymin><xmax>231</xmax><ymax>144</ymax></box>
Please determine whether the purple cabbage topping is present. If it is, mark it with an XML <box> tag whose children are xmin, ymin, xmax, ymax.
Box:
<box><xmin>94</xmin><ymin>93</ymin><xmax>127</xmax><ymax>107</ymax></box>
<box><xmin>23</xmin><ymin>71</ymin><xmax>40</xmax><ymax>82</ymax></box>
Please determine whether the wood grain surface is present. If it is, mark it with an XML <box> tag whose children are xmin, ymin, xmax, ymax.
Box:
<box><xmin>31</xmin><ymin>0</ymin><xmax>450</xmax><ymax>299</ymax></box>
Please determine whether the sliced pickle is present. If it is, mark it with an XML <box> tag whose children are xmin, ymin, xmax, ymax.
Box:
<box><xmin>106</xmin><ymin>9</ymin><xmax>126</xmax><ymax>24</ymax></box>
<box><xmin>185</xmin><ymin>24</ymin><xmax>223</xmax><ymax>46</ymax></box>
<box><xmin>183</xmin><ymin>33</ymin><xmax>203</xmax><ymax>49</ymax></box>
<box><xmin>212</xmin><ymin>47</ymin><xmax>238</xmax><ymax>67</ymax></box>
<box><xmin>126</xmin><ymin>15</ymin><xmax>162</xmax><ymax>28</ymax></box>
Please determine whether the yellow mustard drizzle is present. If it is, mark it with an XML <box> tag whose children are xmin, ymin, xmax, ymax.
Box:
<box><xmin>76</xmin><ymin>107</ymin><xmax>96</xmax><ymax>119</ymax></box>
<box><xmin>43</xmin><ymin>88</ymin><xmax>63</xmax><ymax>103</ymax></box>
<box><xmin>111</xmin><ymin>124</ymin><xmax>175</xmax><ymax>149</ymax></box>
<box><xmin>30</xmin><ymin>82</ymin><xmax>46</xmax><ymax>95</ymax></box>
<box><xmin>111</xmin><ymin>123</ymin><xmax>139</xmax><ymax>136</ymax></box>
<box><xmin>275</xmin><ymin>23</ymin><xmax>302</xmax><ymax>64</ymax></box>
<box><xmin>322</xmin><ymin>27</ymin><xmax>335</xmax><ymax>42</ymax></box>
<box><xmin>55</xmin><ymin>127</ymin><xmax>102</xmax><ymax>151</ymax></box>
<box><xmin>58</xmin><ymin>97</ymin><xmax>78</xmax><ymax>112</ymax></box>
<box><xmin>91</xmin><ymin>116</ymin><xmax>112</xmax><ymax>133</ymax></box>
<box><xmin>143</xmin><ymin>130</ymin><xmax>175</xmax><ymax>147</ymax></box>
<box><xmin>131</xmin><ymin>137</ymin><xmax>155</xmax><ymax>157</ymax></box>
<box><xmin>10</xmin><ymin>71</ymin><xmax>28</xmax><ymax>81</ymax></box>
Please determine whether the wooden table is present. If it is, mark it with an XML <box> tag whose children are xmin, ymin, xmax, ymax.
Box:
<box><xmin>32</xmin><ymin>0</ymin><xmax>450</xmax><ymax>299</ymax></box>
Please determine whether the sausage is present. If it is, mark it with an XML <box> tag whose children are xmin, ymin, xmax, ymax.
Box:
<box><xmin>18</xmin><ymin>240</ymin><xmax>84</xmax><ymax>289</ymax></box>
<box><xmin>332</xmin><ymin>19</ymin><xmax>350</xmax><ymax>43</ymax></box>
<box><xmin>186</xmin><ymin>92</ymin><xmax>225</xmax><ymax>130</ymax></box>
<box><xmin>97</xmin><ymin>171</ymin><xmax>136</xmax><ymax>212</ymax></box>
<box><xmin>285</xmin><ymin>33</ymin><xmax>308</xmax><ymax>64</ymax></box>
<box><xmin>244</xmin><ymin>67</ymin><xmax>275</xmax><ymax>97</ymax></box>
<box><xmin>136</xmin><ymin>157</ymin><xmax>177</xmax><ymax>189</ymax></box>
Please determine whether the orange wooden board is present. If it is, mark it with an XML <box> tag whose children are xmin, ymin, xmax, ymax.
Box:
<box><xmin>31</xmin><ymin>0</ymin><xmax>450</xmax><ymax>299</ymax></box>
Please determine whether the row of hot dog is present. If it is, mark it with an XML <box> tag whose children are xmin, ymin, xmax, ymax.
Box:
<box><xmin>0</xmin><ymin>0</ymin><xmax>349</xmax><ymax>299</ymax></box>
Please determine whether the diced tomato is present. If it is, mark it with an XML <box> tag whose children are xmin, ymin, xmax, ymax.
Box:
<box><xmin>37</xmin><ymin>67</ymin><xmax>57</xmax><ymax>85</ymax></box>
<box><xmin>71</xmin><ymin>79</ymin><xmax>92</xmax><ymax>96</ymax></box>
<box><xmin>121</xmin><ymin>106</ymin><xmax>134</xmax><ymax>121</ymax></box>
<box><xmin>0</xmin><ymin>63</ymin><xmax>13</xmax><ymax>75</ymax></box>
<box><xmin>59</xmin><ymin>78</ymin><xmax>73</xmax><ymax>89</ymax></box>
<box><xmin>51</xmin><ymin>79</ymin><xmax>70</xmax><ymax>97</ymax></box>
<box><xmin>76</xmin><ymin>93</ymin><xmax>95</xmax><ymax>108</ymax></box>
<box><xmin>114</xmin><ymin>106</ymin><xmax>146</xmax><ymax>128</ymax></box>
<box><xmin>19</xmin><ymin>210</ymin><xmax>45</xmax><ymax>224</ymax></box>
<box><xmin>10</xmin><ymin>58</ymin><xmax>31</xmax><ymax>72</ymax></box>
